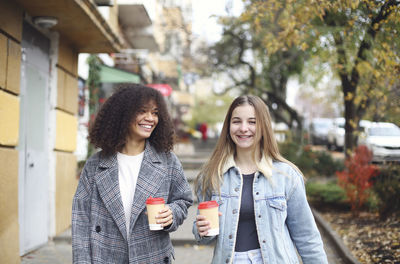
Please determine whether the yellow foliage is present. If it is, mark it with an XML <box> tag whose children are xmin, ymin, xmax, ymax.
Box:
<box><xmin>349</xmin><ymin>119</ymin><xmax>357</xmax><ymax>129</ymax></box>
<box><xmin>345</xmin><ymin>92</ymin><xmax>354</xmax><ymax>101</ymax></box>
<box><xmin>301</xmin><ymin>42</ymin><xmax>309</xmax><ymax>51</ymax></box>
<box><xmin>350</xmin><ymin>0</ymin><xmax>359</xmax><ymax>9</ymax></box>
<box><xmin>373</xmin><ymin>70</ymin><xmax>381</xmax><ymax>79</ymax></box>
<box><xmin>356</xmin><ymin>61</ymin><xmax>373</xmax><ymax>75</ymax></box>
<box><xmin>354</xmin><ymin>96</ymin><xmax>361</xmax><ymax>105</ymax></box>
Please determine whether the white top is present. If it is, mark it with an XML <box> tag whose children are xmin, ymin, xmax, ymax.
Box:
<box><xmin>117</xmin><ymin>151</ymin><xmax>144</xmax><ymax>235</ymax></box>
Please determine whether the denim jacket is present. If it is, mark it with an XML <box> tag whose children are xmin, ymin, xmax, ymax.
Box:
<box><xmin>192</xmin><ymin>155</ymin><xmax>328</xmax><ymax>264</ymax></box>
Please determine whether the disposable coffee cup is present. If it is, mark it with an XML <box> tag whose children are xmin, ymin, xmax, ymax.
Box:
<box><xmin>146</xmin><ymin>197</ymin><xmax>165</xmax><ymax>230</ymax></box>
<box><xmin>198</xmin><ymin>200</ymin><xmax>219</xmax><ymax>236</ymax></box>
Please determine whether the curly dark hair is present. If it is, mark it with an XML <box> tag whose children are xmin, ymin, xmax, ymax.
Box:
<box><xmin>89</xmin><ymin>84</ymin><xmax>175</xmax><ymax>155</ymax></box>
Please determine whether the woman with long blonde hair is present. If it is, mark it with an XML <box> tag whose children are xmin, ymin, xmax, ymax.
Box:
<box><xmin>193</xmin><ymin>95</ymin><xmax>327</xmax><ymax>264</ymax></box>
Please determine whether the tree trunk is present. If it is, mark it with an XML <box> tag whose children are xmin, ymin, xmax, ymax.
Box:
<box><xmin>343</xmin><ymin>96</ymin><xmax>356</xmax><ymax>157</ymax></box>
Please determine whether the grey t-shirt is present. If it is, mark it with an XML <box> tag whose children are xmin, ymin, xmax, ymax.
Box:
<box><xmin>235</xmin><ymin>173</ymin><xmax>260</xmax><ymax>252</ymax></box>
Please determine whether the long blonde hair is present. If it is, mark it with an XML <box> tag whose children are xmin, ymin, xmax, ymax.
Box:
<box><xmin>195</xmin><ymin>95</ymin><xmax>300</xmax><ymax>198</ymax></box>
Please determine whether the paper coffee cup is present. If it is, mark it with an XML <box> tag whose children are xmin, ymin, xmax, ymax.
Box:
<box><xmin>198</xmin><ymin>200</ymin><xmax>219</xmax><ymax>236</ymax></box>
<box><xmin>146</xmin><ymin>197</ymin><xmax>165</xmax><ymax>230</ymax></box>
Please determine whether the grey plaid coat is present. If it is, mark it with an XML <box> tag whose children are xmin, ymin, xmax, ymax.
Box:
<box><xmin>72</xmin><ymin>142</ymin><xmax>193</xmax><ymax>264</ymax></box>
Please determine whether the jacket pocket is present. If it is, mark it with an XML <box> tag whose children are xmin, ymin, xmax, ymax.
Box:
<box><xmin>267</xmin><ymin>197</ymin><xmax>287</xmax><ymax>231</ymax></box>
<box><xmin>267</xmin><ymin>199</ymin><xmax>287</xmax><ymax>211</ymax></box>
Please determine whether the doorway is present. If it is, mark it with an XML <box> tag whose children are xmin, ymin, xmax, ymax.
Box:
<box><xmin>18</xmin><ymin>22</ymin><xmax>50</xmax><ymax>255</ymax></box>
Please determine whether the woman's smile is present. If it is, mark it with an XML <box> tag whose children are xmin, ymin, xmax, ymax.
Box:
<box><xmin>139</xmin><ymin>123</ymin><xmax>154</xmax><ymax>131</ymax></box>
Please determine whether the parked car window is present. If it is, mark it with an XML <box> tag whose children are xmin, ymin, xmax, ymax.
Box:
<box><xmin>369</xmin><ymin>127</ymin><xmax>400</xmax><ymax>137</ymax></box>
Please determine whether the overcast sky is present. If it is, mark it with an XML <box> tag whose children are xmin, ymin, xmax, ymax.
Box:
<box><xmin>192</xmin><ymin>0</ymin><xmax>243</xmax><ymax>43</ymax></box>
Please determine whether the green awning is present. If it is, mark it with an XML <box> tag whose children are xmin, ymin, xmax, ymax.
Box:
<box><xmin>99</xmin><ymin>65</ymin><xmax>140</xmax><ymax>83</ymax></box>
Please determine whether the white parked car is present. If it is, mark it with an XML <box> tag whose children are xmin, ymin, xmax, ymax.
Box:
<box><xmin>358</xmin><ymin>122</ymin><xmax>400</xmax><ymax>162</ymax></box>
<box><xmin>327</xmin><ymin>118</ymin><xmax>345</xmax><ymax>150</ymax></box>
<box><xmin>309</xmin><ymin>118</ymin><xmax>333</xmax><ymax>145</ymax></box>
<box><xmin>327</xmin><ymin>119</ymin><xmax>371</xmax><ymax>151</ymax></box>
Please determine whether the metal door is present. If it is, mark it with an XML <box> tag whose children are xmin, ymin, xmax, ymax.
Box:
<box><xmin>18</xmin><ymin>22</ymin><xmax>50</xmax><ymax>255</ymax></box>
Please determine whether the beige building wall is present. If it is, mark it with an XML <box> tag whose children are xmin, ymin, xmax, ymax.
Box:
<box><xmin>55</xmin><ymin>152</ymin><xmax>78</xmax><ymax>234</ymax></box>
<box><xmin>0</xmin><ymin>2</ymin><xmax>81</xmax><ymax>262</ymax></box>
<box><xmin>55</xmin><ymin>39</ymin><xmax>79</xmax><ymax>235</ymax></box>
<box><xmin>0</xmin><ymin>148</ymin><xmax>19</xmax><ymax>264</ymax></box>
<box><xmin>0</xmin><ymin>0</ymin><xmax>23</xmax><ymax>262</ymax></box>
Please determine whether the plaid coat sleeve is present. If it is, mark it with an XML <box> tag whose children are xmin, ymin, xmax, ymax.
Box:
<box><xmin>164</xmin><ymin>152</ymin><xmax>193</xmax><ymax>232</ymax></box>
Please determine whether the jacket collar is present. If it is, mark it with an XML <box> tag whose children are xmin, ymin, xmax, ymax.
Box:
<box><xmin>98</xmin><ymin>141</ymin><xmax>160</xmax><ymax>168</ymax></box>
<box><xmin>221</xmin><ymin>153</ymin><xmax>273</xmax><ymax>178</ymax></box>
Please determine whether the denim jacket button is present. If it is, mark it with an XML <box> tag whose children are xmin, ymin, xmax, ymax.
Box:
<box><xmin>234</xmin><ymin>187</ymin><xmax>239</xmax><ymax>192</ymax></box>
<box><xmin>226</xmin><ymin>259</ymin><xmax>229</xmax><ymax>263</ymax></box>
<box><xmin>258</xmin><ymin>215</ymin><xmax>261</xmax><ymax>218</ymax></box>
<box><xmin>262</xmin><ymin>240</ymin><xmax>266</xmax><ymax>243</ymax></box>
<box><xmin>232</xmin><ymin>209</ymin><xmax>238</xmax><ymax>214</ymax></box>
<box><xmin>95</xmin><ymin>225</ymin><xmax>101</xmax><ymax>233</ymax></box>
<box><xmin>256</xmin><ymin>192</ymin><xmax>259</xmax><ymax>195</ymax></box>
<box><xmin>229</xmin><ymin>234</ymin><xmax>233</xmax><ymax>239</ymax></box>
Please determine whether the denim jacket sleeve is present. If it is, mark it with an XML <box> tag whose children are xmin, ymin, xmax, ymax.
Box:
<box><xmin>192</xmin><ymin>180</ymin><xmax>217</xmax><ymax>245</ymax></box>
<box><xmin>72</xmin><ymin>161</ymin><xmax>94</xmax><ymax>264</ymax></box>
<box><xmin>164</xmin><ymin>152</ymin><xmax>193</xmax><ymax>232</ymax></box>
<box><xmin>285</xmin><ymin>169</ymin><xmax>329</xmax><ymax>264</ymax></box>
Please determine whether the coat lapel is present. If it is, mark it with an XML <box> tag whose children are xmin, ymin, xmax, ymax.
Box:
<box><xmin>129</xmin><ymin>142</ymin><xmax>167</xmax><ymax>234</ymax></box>
<box><xmin>95</xmin><ymin>153</ymin><xmax>127</xmax><ymax>241</ymax></box>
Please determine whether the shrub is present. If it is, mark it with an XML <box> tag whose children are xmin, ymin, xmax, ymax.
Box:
<box><xmin>365</xmin><ymin>190</ymin><xmax>380</xmax><ymax>213</ymax></box>
<box><xmin>336</xmin><ymin>145</ymin><xmax>379</xmax><ymax>213</ymax></box>
<box><xmin>295</xmin><ymin>145</ymin><xmax>316</xmax><ymax>176</ymax></box>
<box><xmin>373</xmin><ymin>163</ymin><xmax>400</xmax><ymax>219</ymax></box>
<box><xmin>279</xmin><ymin>141</ymin><xmax>301</xmax><ymax>164</ymax></box>
<box><xmin>279</xmin><ymin>141</ymin><xmax>344</xmax><ymax>178</ymax></box>
<box><xmin>313</xmin><ymin>150</ymin><xmax>345</xmax><ymax>177</ymax></box>
<box><xmin>306</xmin><ymin>180</ymin><xmax>348</xmax><ymax>211</ymax></box>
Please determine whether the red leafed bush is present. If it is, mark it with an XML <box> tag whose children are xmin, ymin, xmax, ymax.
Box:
<box><xmin>336</xmin><ymin>145</ymin><xmax>379</xmax><ymax>213</ymax></box>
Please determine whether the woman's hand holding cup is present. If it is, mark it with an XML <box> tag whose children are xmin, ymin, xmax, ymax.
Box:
<box><xmin>196</xmin><ymin>201</ymin><xmax>221</xmax><ymax>237</ymax></box>
<box><xmin>155</xmin><ymin>205</ymin><xmax>173</xmax><ymax>227</ymax></box>
<box><xmin>196</xmin><ymin>214</ymin><xmax>211</xmax><ymax>237</ymax></box>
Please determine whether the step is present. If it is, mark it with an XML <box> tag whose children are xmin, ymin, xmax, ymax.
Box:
<box><xmin>184</xmin><ymin>169</ymin><xmax>199</xmax><ymax>183</ymax></box>
<box><xmin>181</xmin><ymin>158</ymin><xmax>208</xmax><ymax>170</ymax></box>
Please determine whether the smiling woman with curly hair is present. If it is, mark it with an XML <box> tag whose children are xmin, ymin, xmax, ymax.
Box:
<box><xmin>72</xmin><ymin>83</ymin><xmax>193</xmax><ymax>264</ymax></box>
